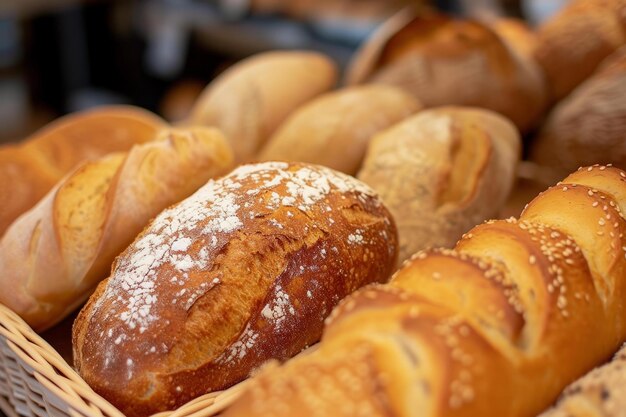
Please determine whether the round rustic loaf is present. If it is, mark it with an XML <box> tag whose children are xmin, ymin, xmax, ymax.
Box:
<box><xmin>73</xmin><ymin>161</ymin><xmax>398</xmax><ymax>417</ymax></box>
<box><xmin>357</xmin><ymin>106</ymin><xmax>520</xmax><ymax>265</ymax></box>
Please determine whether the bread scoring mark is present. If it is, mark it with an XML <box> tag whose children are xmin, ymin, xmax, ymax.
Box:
<box><xmin>89</xmin><ymin>161</ymin><xmax>383</xmax><ymax>369</ymax></box>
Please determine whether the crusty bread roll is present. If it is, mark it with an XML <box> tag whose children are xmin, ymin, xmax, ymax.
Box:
<box><xmin>540</xmin><ymin>343</ymin><xmax>626</xmax><ymax>417</ymax></box>
<box><xmin>357</xmin><ymin>107</ymin><xmax>521</xmax><ymax>264</ymax></box>
<box><xmin>222</xmin><ymin>164</ymin><xmax>626</xmax><ymax>417</ymax></box>
<box><xmin>0</xmin><ymin>106</ymin><xmax>165</xmax><ymax>237</ymax></box>
<box><xmin>188</xmin><ymin>51</ymin><xmax>338</xmax><ymax>162</ymax></box>
<box><xmin>346</xmin><ymin>8</ymin><xmax>547</xmax><ymax>131</ymax></box>
<box><xmin>258</xmin><ymin>85</ymin><xmax>422</xmax><ymax>175</ymax></box>
<box><xmin>531</xmin><ymin>47</ymin><xmax>626</xmax><ymax>181</ymax></box>
<box><xmin>73</xmin><ymin>161</ymin><xmax>398</xmax><ymax>417</ymax></box>
<box><xmin>0</xmin><ymin>128</ymin><xmax>233</xmax><ymax>331</ymax></box>
<box><xmin>534</xmin><ymin>0</ymin><xmax>626</xmax><ymax>101</ymax></box>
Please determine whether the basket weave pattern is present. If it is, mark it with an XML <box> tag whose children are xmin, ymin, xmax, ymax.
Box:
<box><xmin>0</xmin><ymin>303</ymin><xmax>245</xmax><ymax>417</ymax></box>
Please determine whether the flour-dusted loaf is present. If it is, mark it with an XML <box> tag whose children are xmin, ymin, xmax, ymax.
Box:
<box><xmin>73</xmin><ymin>161</ymin><xmax>398</xmax><ymax>417</ymax></box>
<box><xmin>0</xmin><ymin>127</ymin><xmax>233</xmax><ymax>331</ymax></box>
<box><xmin>259</xmin><ymin>85</ymin><xmax>421</xmax><ymax>175</ymax></box>
<box><xmin>222</xmin><ymin>164</ymin><xmax>626</xmax><ymax>417</ymax></box>
<box><xmin>357</xmin><ymin>107</ymin><xmax>521</xmax><ymax>264</ymax></box>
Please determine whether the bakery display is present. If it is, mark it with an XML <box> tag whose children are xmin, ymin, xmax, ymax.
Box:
<box><xmin>357</xmin><ymin>106</ymin><xmax>520</xmax><ymax>264</ymax></box>
<box><xmin>72</xmin><ymin>161</ymin><xmax>398</xmax><ymax>417</ymax></box>
<box><xmin>531</xmin><ymin>47</ymin><xmax>626</xmax><ymax>180</ymax></box>
<box><xmin>345</xmin><ymin>8</ymin><xmax>547</xmax><ymax>132</ymax></box>
<box><xmin>534</xmin><ymin>0</ymin><xmax>626</xmax><ymax>101</ymax></box>
<box><xmin>0</xmin><ymin>106</ymin><xmax>166</xmax><ymax>237</ymax></box>
<box><xmin>258</xmin><ymin>85</ymin><xmax>421</xmax><ymax>175</ymax></box>
<box><xmin>0</xmin><ymin>127</ymin><xmax>233</xmax><ymax>331</ymax></box>
<box><xmin>188</xmin><ymin>51</ymin><xmax>338</xmax><ymax>163</ymax></box>
<box><xmin>540</xmin><ymin>343</ymin><xmax>626</xmax><ymax>417</ymax></box>
<box><xmin>221</xmin><ymin>164</ymin><xmax>626</xmax><ymax>417</ymax></box>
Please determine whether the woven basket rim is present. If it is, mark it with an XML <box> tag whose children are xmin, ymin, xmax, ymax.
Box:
<box><xmin>0</xmin><ymin>303</ymin><xmax>249</xmax><ymax>417</ymax></box>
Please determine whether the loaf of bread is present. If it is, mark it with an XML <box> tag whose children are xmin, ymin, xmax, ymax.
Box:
<box><xmin>258</xmin><ymin>85</ymin><xmax>421</xmax><ymax>175</ymax></box>
<box><xmin>0</xmin><ymin>106</ymin><xmax>165</xmax><ymax>237</ymax></box>
<box><xmin>531</xmin><ymin>47</ymin><xmax>626</xmax><ymax>180</ymax></box>
<box><xmin>188</xmin><ymin>51</ymin><xmax>338</xmax><ymax>162</ymax></box>
<box><xmin>534</xmin><ymin>0</ymin><xmax>626</xmax><ymax>101</ymax></box>
<box><xmin>357</xmin><ymin>107</ymin><xmax>520</xmax><ymax>264</ymax></box>
<box><xmin>346</xmin><ymin>8</ymin><xmax>547</xmax><ymax>131</ymax></box>
<box><xmin>540</xmin><ymin>343</ymin><xmax>626</xmax><ymax>417</ymax></box>
<box><xmin>222</xmin><ymin>164</ymin><xmax>626</xmax><ymax>417</ymax></box>
<box><xmin>0</xmin><ymin>128</ymin><xmax>233</xmax><ymax>331</ymax></box>
<box><xmin>73</xmin><ymin>161</ymin><xmax>398</xmax><ymax>417</ymax></box>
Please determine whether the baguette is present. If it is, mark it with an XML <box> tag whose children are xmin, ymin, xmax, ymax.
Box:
<box><xmin>346</xmin><ymin>8</ymin><xmax>547</xmax><ymax>131</ymax></box>
<box><xmin>357</xmin><ymin>107</ymin><xmax>520</xmax><ymax>264</ymax></box>
<box><xmin>531</xmin><ymin>47</ymin><xmax>626</xmax><ymax>180</ymax></box>
<box><xmin>0</xmin><ymin>106</ymin><xmax>165</xmax><ymax>237</ymax></box>
<box><xmin>0</xmin><ymin>127</ymin><xmax>233</xmax><ymax>331</ymax></box>
<box><xmin>72</xmin><ymin>161</ymin><xmax>398</xmax><ymax>417</ymax></box>
<box><xmin>258</xmin><ymin>85</ymin><xmax>421</xmax><ymax>175</ymax></box>
<box><xmin>188</xmin><ymin>51</ymin><xmax>338</xmax><ymax>162</ymax></box>
<box><xmin>540</xmin><ymin>343</ymin><xmax>626</xmax><ymax>417</ymax></box>
<box><xmin>222</xmin><ymin>164</ymin><xmax>626</xmax><ymax>417</ymax></box>
<box><xmin>534</xmin><ymin>0</ymin><xmax>626</xmax><ymax>101</ymax></box>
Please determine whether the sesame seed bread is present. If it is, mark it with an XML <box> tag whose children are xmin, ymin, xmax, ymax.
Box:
<box><xmin>221</xmin><ymin>164</ymin><xmax>626</xmax><ymax>417</ymax></box>
<box><xmin>72</xmin><ymin>162</ymin><xmax>398</xmax><ymax>417</ymax></box>
<box><xmin>0</xmin><ymin>106</ymin><xmax>166</xmax><ymax>237</ymax></box>
<box><xmin>345</xmin><ymin>8</ymin><xmax>547</xmax><ymax>132</ymax></box>
<box><xmin>187</xmin><ymin>51</ymin><xmax>338</xmax><ymax>163</ymax></box>
<box><xmin>531</xmin><ymin>47</ymin><xmax>626</xmax><ymax>180</ymax></box>
<box><xmin>534</xmin><ymin>0</ymin><xmax>626</xmax><ymax>101</ymax></box>
<box><xmin>258</xmin><ymin>85</ymin><xmax>422</xmax><ymax>175</ymax></box>
<box><xmin>0</xmin><ymin>127</ymin><xmax>233</xmax><ymax>331</ymax></box>
<box><xmin>540</xmin><ymin>343</ymin><xmax>626</xmax><ymax>417</ymax></box>
<box><xmin>357</xmin><ymin>107</ymin><xmax>521</xmax><ymax>265</ymax></box>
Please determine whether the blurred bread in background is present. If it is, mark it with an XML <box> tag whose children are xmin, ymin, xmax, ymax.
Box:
<box><xmin>531</xmin><ymin>46</ymin><xmax>626</xmax><ymax>180</ymax></box>
<box><xmin>346</xmin><ymin>8</ymin><xmax>547</xmax><ymax>132</ymax></box>
<box><xmin>259</xmin><ymin>85</ymin><xmax>421</xmax><ymax>175</ymax></box>
<box><xmin>188</xmin><ymin>51</ymin><xmax>338</xmax><ymax>163</ymax></box>
<box><xmin>534</xmin><ymin>0</ymin><xmax>626</xmax><ymax>101</ymax></box>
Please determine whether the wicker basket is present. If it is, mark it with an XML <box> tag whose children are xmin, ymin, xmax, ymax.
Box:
<box><xmin>0</xmin><ymin>303</ymin><xmax>249</xmax><ymax>417</ymax></box>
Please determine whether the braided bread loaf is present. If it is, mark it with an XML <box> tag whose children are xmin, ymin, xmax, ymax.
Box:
<box><xmin>0</xmin><ymin>128</ymin><xmax>233</xmax><ymax>331</ymax></box>
<box><xmin>222</xmin><ymin>164</ymin><xmax>626</xmax><ymax>417</ymax></box>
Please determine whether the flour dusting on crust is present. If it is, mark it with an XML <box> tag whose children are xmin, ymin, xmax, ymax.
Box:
<box><xmin>91</xmin><ymin>162</ymin><xmax>379</xmax><ymax>347</ymax></box>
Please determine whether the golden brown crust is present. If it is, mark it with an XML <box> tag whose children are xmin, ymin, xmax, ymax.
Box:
<box><xmin>258</xmin><ymin>85</ymin><xmax>422</xmax><ymax>175</ymax></box>
<box><xmin>357</xmin><ymin>107</ymin><xmax>520</xmax><ymax>264</ymax></box>
<box><xmin>531</xmin><ymin>48</ymin><xmax>626</xmax><ymax>178</ymax></box>
<box><xmin>346</xmin><ymin>9</ymin><xmax>547</xmax><ymax>131</ymax></box>
<box><xmin>0</xmin><ymin>106</ymin><xmax>165</xmax><ymax>237</ymax></box>
<box><xmin>0</xmin><ymin>128</ymin><xmax>233</xmax><ymax>331</ymax></box>
<box><xmin>221</xmin><ymin>165</ymin><xmax>626</xmax><ymax>417</ymax></box>
<box><xmin>188</xmin><ymin>51</ymin><xmax>338</xmax><ymax>163</ymax></box>
<box><xmin>534</xmin><ymin>0</ymin><xmax>626</xmax><ymax>101</ymax></box>
<box><xmin>73</xmin><ymin>162</ymin><xmax>398</xmax><ymax>417</ymax></box>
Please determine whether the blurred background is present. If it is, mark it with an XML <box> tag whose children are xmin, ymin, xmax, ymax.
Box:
<box><xmin>0</xmin><ymin>0</ymin><xmax>569</xmax><ymax>143</ymax></box>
